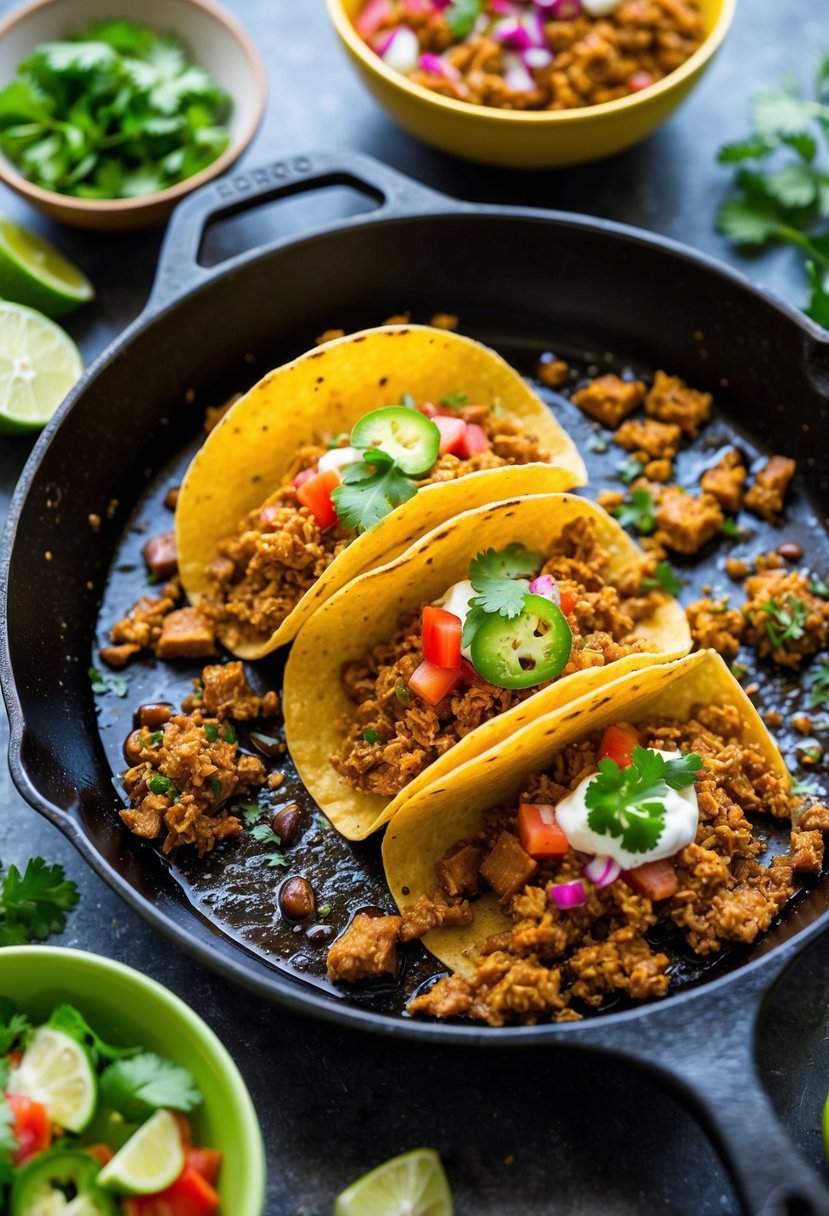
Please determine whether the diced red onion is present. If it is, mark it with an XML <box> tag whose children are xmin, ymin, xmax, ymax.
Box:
<box><xmin>492</xmin><ymin>18</ymin><xmax>533</xmax><ymax>51</ymax></box>
<box><xmin>584</xmin><ymin>855</ymin><xmax>622</xmax><ymax>888</ymax></box>
<box><xmin>524</xmin><ymin>10</ymin><xmax>547</xmax><ymax>46</ymax></box>
<box><xmin>549</xmin><ymin>880</ymin><xmax>588</xmax><ymax>909</ymax></box>
<box><xmin>356</xmin><ymin>0</ymin><xmax>395</xmax><ymax>39</ymax></box>
<box><xmin>529</xmin><ymin>574</ymin><xmax>560</xmax><ymax>604</ymax></box>
<box><xmin>491</xmin><ymin>0</ymin><xmax>519</xmax><ymax>11</ymax></box>
<box><xmin>419</xmin><ymin>52</ymin><xmax>461</xmax><ymax>81</ymax></box>
<box><xmin>502</xmin><ymin>52</ymin><xmax>536</xmax><ymax>91</ymax></box>
<box><xmin>381</xmin><ymin>26</ymin><xmax>420</xmax><ymax>73</ymax></box>
<box><xmin>523</xmin><ymin>47</ymin><xmax>553</xmax><ymax>69</ymax></box>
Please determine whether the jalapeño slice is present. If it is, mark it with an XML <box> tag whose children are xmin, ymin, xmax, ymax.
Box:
<box><xmin>12</xmin><ymin>1148</ymin><xmax>118</xmax><ymax>1216</ymax></box>
<box><xmin>351</xmin><ymin>406</ymin><xmax>440</xmax><ymax>476</ymax></box>
<box><xmin>470</xmin><ymin>593</ymin><xmax>572</xmax><ymax>689</ymax></box>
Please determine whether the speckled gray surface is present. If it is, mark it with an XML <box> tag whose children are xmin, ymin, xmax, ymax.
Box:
<box><xmin>0</xmin><ymin>1</ymin><xmax>828</xmax><ymax>1212</ymax></box>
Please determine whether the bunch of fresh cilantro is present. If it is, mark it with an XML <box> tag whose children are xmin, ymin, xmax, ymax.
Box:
<box><xmin>0</xmin><ymin>857</ymin><xmax>77</xmax><ymax>946</ymax></box>
<box><xmin>0</xmin><ymin>19</ymin><xmax>232</xmax><ymax>199</ymax></box>
<box><xmin>717</xmin><ymin>53</ymin><xmax>829</xmax><ymax>325</ymax></box>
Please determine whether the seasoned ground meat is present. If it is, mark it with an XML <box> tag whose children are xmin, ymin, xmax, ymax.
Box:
<box><xmin>537</xmin><ymin>356</ymin><xmax>570</xmax><ymax>388</ymax></box>
<box><xmin>155</xmin><ymin>607</ymin><xmax>217</xmax><ymax>660</ymax></box>
<box><xmin>645</xmin><ymin>370</ymin><xmax>712</xmax><ymax>437</ymax></box>
<box><xmin>406</xmin><ymin>710</ymin><xmax>810</xmax><ymax>1026</ymax></box>
<box><xmin>700</xmin><ymin>448</ymin><xmax>747</xmax><ymax>516</ymax></box>
<box><xmin>326</xmin><ymin>913</ymin><xmax>402</xmax><ymax>983</ymax></box>
<box><xmin>202</xmin><ymin>404</ymin><xmax>550</xmax><ymax>652</ymax></box>
<box><xmin>571</xmin><ymin>374</ymin><xmax>645</xmax><ymax>429</ymax></box>
<box><xmin>653</xmin><ymin>485</ymin><xmax>724</xmax><ymax>555</ymax></box>
<box><xmin>142</xmin><ymin>531</ymin><xmax>178</xmax><ymax>582</ymax></box>
<box><xmin>107</xmin><ymin>579</ymin><xmax>182</xmax><ymax>659</ymax></box>
<box><xmin>105</xmin><ymin>579</ymin><xmax>216</xmax><ymax>666</ymax></box>
<box><xmin>332</xmin><ymin>518</ymin><xmax>660</xmax><ymax>797</ymax></box>
<box><xmin>399</xmin><ymin>887</ymin><xmax>474</xmax><ymax>942</ymax></box>
<box><xmin>613</xmin><ymin>417</ymin><xmax>681</xmax><ymax>460</ymax></box>
<box><xmin>686</xmin><ymin>597</ymin><xmax>745</xmax><ymax>661</ymax></box>
<box><xmin>184</xmin><ymin>661</ymin><xmax>279</xmax><ymax>720</ymax></box>
<box><xmin>745</xmin><ymin>455</ymin><xmax>797</xmax><ymax>522</ymax></box>
<box><xmin>741</xmin><ymin>569</ymin><xmax>829</xmax><ymax>667</ymax></box>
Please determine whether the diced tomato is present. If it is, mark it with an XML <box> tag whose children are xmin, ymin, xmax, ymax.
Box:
<box><xmin>434</xmin><ymin>415</ymin><xmax>466</xmax><ymax>456</ymax></box>
<box><xmin>559</xmin><ymin>588</ymin><xmax>577</xmax><ymax>615</ymax></box>
<box><xmin>292</xmin><ymin>465</ymin><xmax>317</xmax><ymax>490</ymax></box>
<box><xmin>417</xmin><ymin>401</ymin><xmax>440</xmax><ymax>418</ymax></box>
<box><xmin>624</xmin><ymin>859</ymin><xmax>678</xmax><ymax>901</ymax></box>
<box><xmin>84</xmin><ymin>1143</ymin><xmax>115</xmax><ymax>1167</ymax></box>
<box><xmin>409</xmin><ymin>659</ymin><xmax>463</xmax><ymax>706</ymax></box>
<box><xmin>355</xmin><ymin>0</ymin><xmax>394</xmax><ymax>38</ymax></box>
<box><xmin>124</xmin><ymin>1167</ymin><xmax>220</xmax><ymax>1216</ymax></box>
<box><xmin>517</xmin><ymin>804</ymin><xmax>570</xmax><ymax>859</ymax></box>
<box><xmin>296</xmin><ymin>468</ymin><xmax>340</xmax><ymax>530</ymax></box>
<box><xmin>458</xmin><ymin>423</ymin><xmax>490</xmax><ymax>458</ymax></box>
<box><xmin>186</xmin><ymin>1147</ymin><xmax>223</xmax><ymax>1187</ymax></box>
<box><xmin>460</xmin><ymin>657</ymin><xmax>487</xmax><ymax>687</ymax></box>
<box><xmin>598</xmin><ymin>724</ymin><xmax>639</xmax><ymax>769</ymax></box>
<box><xmin>422</xmin><ymin>606</ymin><xmax>462</xmax><ymax>669</ymax></box>
<box><xmin>5</xmin><ymin>1092</ymin><xmax>51</xmax><ymax>1163</ymax></box>
<box><xmin>627</xmin><ymin>70</ymin><xmax>654</xmax><ymax>92</ymax></box>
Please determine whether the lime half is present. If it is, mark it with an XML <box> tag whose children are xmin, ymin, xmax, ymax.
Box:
<box><xmin>98</xmin><ymin>1108</ymin><xmax>185</xmax><ymax>1195</ymax></box>
<box><xmin>0</xmin><ymin>301</ymin><xmax>83</xmax><ymax>433</ymax></box>
<box><xmin>334</xmin><ymin>1149</ymin><xmax>453</xmax><ymax>1216</ymax></box>
<box><xmin>8</xmin><ymin>1027</ymin><xmax>97</xmax><ymax>1133</ymax></box>
<box><xmin>0</xmin><ymin>216</ymin><xmax>94</xmax><ymax>318</ymax></box>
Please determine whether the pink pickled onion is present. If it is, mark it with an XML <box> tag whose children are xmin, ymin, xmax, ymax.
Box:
<box><xmin>584</xmin><ymin>856</ymin><xmax>622</xmax><ymax>888</ymax></box>
<box><xmin>503</xmin><ymin>52</ymin><xmax>536</xmax><ymax>91</ymax></box>
<box><xmin>550</xmin><ymin>880</ymin><xmax>588</xmax><ymax>909</ymax></box>
<box><xmin>523</xmin><ymin>47</ymin><xmax>553</xmax><ymax>69</ymax></box>
<box><xmin>356</xmin><ymin>0</ymin><xmax>395</xmax><ymax>39</ymax></box>
<box><xmin>529</xmin><ymin>574</ymin><xmax>560</xmax><ymax>604</ymax></box>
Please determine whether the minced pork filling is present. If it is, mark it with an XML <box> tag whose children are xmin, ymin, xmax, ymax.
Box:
<box><xmin>332</xmin><ymin>516</ymin><xmax>660</xmax><ymax>797</ymax></box>
<box><xmin>326</xmin><ymin>704</ymin><xmax>824</xmax><ymax>1026</ymax></box>
<box><xmin>201</xmin><ymin>403</ymin><xmax>550</xmax><ymax>651</ymax></box>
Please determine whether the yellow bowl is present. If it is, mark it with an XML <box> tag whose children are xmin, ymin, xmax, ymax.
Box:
<box><xmin>327</xmin><ymin>0</ymin><xmax>735</xmax><ymax>168</ymax></box>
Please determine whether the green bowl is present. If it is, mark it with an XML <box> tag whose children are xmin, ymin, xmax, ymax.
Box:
<box><xmin>0</xmin><ymin>946</ymin><xmax>265</xmax><ymax>1215</ymax></box>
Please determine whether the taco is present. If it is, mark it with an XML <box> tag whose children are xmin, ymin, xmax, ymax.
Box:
<box><xmin>376</xmin><ymin>650</ymin><xmax>809</xmax><ymax>1025</ymax></box>
<box><xmin>283</xmin><ymin>493</ymin><xmax>691</xmax><ymax>841</ymax></box>
<box><xmin>176</xmin><ymin>325</ymin><xmax>586</xmax><ymax>658</ymax></box>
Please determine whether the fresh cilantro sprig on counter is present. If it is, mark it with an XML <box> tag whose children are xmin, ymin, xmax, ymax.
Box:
<box><xmin>642</xmin><ymin>561</ymin><xmax>683</xmax><ymax>597</ymax></box>
<box><xmin>0</xmin><ymin>20</ymin><xmax>231</xmax><ymax>199</ymax></box>
<box><xmin>100</xmin><ymin>1052</ymin><xmax>202</xmax><ymax>1122</ymax></box>
<box><xmin>331</xmin><ymin>448</ymin><xmax>418</xmax><ymax>533</ymax></box>
<box><xmin>760</xmin><ymin>595</ymin><xmax>808</xmax><ymax>649</ymax></box>
<box><xmin>0</xmin><ymin>858</ymin><xmax>78</xmax><ymax>946</ymax></box>
<box><xmin>716</xmin><ymin>53</ymin><xmax>829</xmax><ymax>324</ymax></box>
<box><xmin>462</xmin><ymin>543</ymin><xmax>543</xmax><ymax>649</ymax></box>
<box><xmin>585</xmin><ymin>746</ymin><xmax>702</xmax><ymax>854</ymax></box>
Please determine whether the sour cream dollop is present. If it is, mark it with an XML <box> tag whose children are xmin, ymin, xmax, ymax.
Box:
<box><xmin>434</xmin><ymin>580</ymin><xmax>477</xmax><ymax>660</ymax></box>
<box><xmin>317</xmin><ymin>445</ymin><xmax>363</xmax><ymax>475</ymax></box>
<box><xmin>555</xmin><ymin>748</ymin><xmax>699</xmax><ymax>870</ymax></box>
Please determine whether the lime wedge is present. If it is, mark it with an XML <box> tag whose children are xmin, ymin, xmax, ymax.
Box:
<box><xmin>334</xmin><ymin>1149</ymin><xmax>453</xmax><ymax>1216</ymax></box>
<box><xmin>8</xmin><ymin>1027</ymin><xmax>97</xmax><ymax>1133</ymax></box>
<box><xmin>0</xmin><ymin>301</ymin><xmax>83</xmax><ymax>433</ymax></box>
<box><xmin>98</xmin><ymin>1109</ymin><xmax>185</xmax><ymax>1195</ymax></box>
<box><xmin>0</xmin><ymin>216</ymin><xmax>94</xmax><ymax>318</ymax></box>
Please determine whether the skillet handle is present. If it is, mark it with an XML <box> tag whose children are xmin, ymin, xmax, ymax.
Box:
<box><xmin>572</xmin><ymin>958</ymin><xmax>829</xmax><ymax>1216</ymax></box>
<box><xmin>145</xmin><ymin>150</ymin><xmax>457</xmax><ymax>314</ymax></box>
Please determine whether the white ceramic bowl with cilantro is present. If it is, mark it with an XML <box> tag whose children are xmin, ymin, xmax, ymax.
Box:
<box><xmin>0</xmin><ymin>0</ymin><xmax>266</xmax><ymax>230</ymax></box>
<box><xmin>0</xmin><ymin>946</ymin><xmax>265</xmax><ymax>1214</ymax></box>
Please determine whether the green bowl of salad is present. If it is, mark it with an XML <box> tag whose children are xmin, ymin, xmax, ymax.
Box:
<box><xmin>0</xmin><ymin>946</ymin><xmax>265</xmax><ymax>1216</ymax></box>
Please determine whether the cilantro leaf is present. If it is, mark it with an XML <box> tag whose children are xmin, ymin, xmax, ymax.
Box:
<box><xmin>585</xmin><ymin>746</ymin><xmax>702</xmax><ymax>854</ymax></box>
<box><xmin>89</xmin><ymin>666</ymin><xmax>130</xmax><ymax>698</ymax></box>
<box><xmin>469</xmin><ymin>543</ymin><xmax>543</xmax><ymax>584</ymax></box>
<box><xmin>331</xmin><ymin>458</ymin><xmax>417</xmax><ymax>532</ymax></box>
<box><xmin>469</xmin><ymin>576</ymin><xmax>529</xmax><ymax>620</ymax></box>
<box><xmin>808</xmin><ymin>659</ymin><xmax>829</xmax><ymax>709</ymax></box>
<box><xmin>445</xmin><ymin>0</ymin><xmax>484</xmax><ymax>38</ymax></box>
<box><xmin>806</xmin><ymin>261</ymin><xmax>829</xmax><ymax>327</ymax></box>
<box><xmin>48</xmin><ymin>1004</ymin><xmax>138</xmax><ymax>1062</ymax></box>
<box><xmin>810</xmin><ymin>575</ymin><xmax>829</xmax><ymax>599</ymax></box>
<box><xmin>238</xmin><ymin>803</ymin><xmax>267</xmax><ymax>826</ymax></box>
<box><xmin>263</xmin><ymin>852</ymin><xmax>288</xmax><ymax>868</ymax></box>
<box><xmin>101</xmin><ymin>1052</ymin><xmax>201</xmax><ymax>1121</ymax></box>
<box><xmin>641</xmin><ymin>561</ymin><xmax>683</xmax><ymax>597</ymax></box>
<box><xmin>791</xmin><ymin>776</ymin><xmax>821</xmax><ymax>797</ymax></box>
<box><xmin>617</xmin><ymin>456</ymin><xmax>645</xmax><ymax>485</ymax></box>
<box><xmin>461</xmin><ymin>604</ymin><xmax>489</xmax><ymax>651</ymax></box>
<box><xmin>760</xmin><ymin>595</ymin><xmax>808</xmax><ymax>649</ymax></box>
<box><xmin>250</xmin><ymin>822</ymin><xmax>281</xmax><ymax>846</ymax></box>
<box><xmin>751</xmin><ymin>89</ymin><xmax>813</xmax><ymax>140</ymax></box>
<box><xmin>612</xmin><ymin>488</ymin><xmax>657</xmax><ymax>535</ymax></box>
<box><xmin>0</xmin><ymin>858</ymin><xmax>78</xmax><ymax>943</ymax></box>
<box><xmin>0</xmin><ymin>1001</ymin><xmax>30</xmax><ymax>1054</ymax></box>
<box><xmin>440</xmin><ymin>392</ymin><xmax>469</xmax><ymax>409</ymax></box>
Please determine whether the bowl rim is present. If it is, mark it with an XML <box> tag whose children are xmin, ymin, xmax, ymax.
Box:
<box><xmin>326</xmin><ymin>0</ymin><xmax>737</xmax><ymax>125</ymax></box>
<box><xmin>0</xmin><ymin>944</ymin><xmax>267</xmax><ymax>1204</ymax></box>
<box><xmin>0</xmin><ymin>0</ymin><xmax>268</xmax><ymax>214</ymax></box>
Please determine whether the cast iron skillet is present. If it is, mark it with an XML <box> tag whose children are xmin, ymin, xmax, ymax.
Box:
<box><xmin>4</xmin><ymin>151</ymin><xmax>829</xmax><ymax>1216</ymax></box>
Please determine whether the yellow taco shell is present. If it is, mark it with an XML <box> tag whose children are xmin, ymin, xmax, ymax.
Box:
<box><xmin>284</xmin><ymin>493</ymin><xmax>691</xmax><ymax>841</ymax></box>
<box><xmin>382</xmin><ymin>650</ymin><xmax>790</xmax><ymax>979</ymax></box>
<box><xmin>176</xmin><ymin>325</ymin><xmax>586</xmax><ymax>658</ymax></box>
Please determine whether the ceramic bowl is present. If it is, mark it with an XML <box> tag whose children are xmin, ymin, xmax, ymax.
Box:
<box><xmin>0</xmin><ymin>0</ymin><xmax>267</xmax><ymax>229</ymax></box>
<box><xmin>327</xmin><ymin>0</ymin><xmax>735</xmax><ymax>169</ymax></box>
<box><xmin>0</xmin><ymin>946</ymin><xmax>266</xmax><ymax>1214</ymax></box>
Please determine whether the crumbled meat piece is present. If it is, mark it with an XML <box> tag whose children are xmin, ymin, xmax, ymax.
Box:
<box><xmin>644</xmin><ymin>458</ymin><xmax>672</xmax><ymax>482</ymax></box>
<box><xmin>142</xmin><ymin>531</ymin><xmax>178</xmax><ymax>582</ymax></box>
<box><xmin>654</xmin><ymin>486</ymin><xmax>723</xmax><ymax>555</ymax></box>
<box><xmin>109</xmin><ymin>579</ymin><xmax>182</xmax><ymax>657</ymax></box>
<box><xmin>613</xmin><ymin>417</ymin><xmax>681</xmax><ymax>460</ymax></box>
<box><xmin>537</xmin><ymin>357</ymin><xmax>570</xmax><ymax>388</ymax></box>
<box><xmin>742</xmin><ymin>569</ymin><xmax>829</xmax><ymax>667</ymax></box>
<box><xmin>726</xmin><ymin>558</ymin><xmax>751</xmax><ymax>581</ymax></box>
<box><xmin>155</xmin><ymin>607</ymin><xmax>217</xmax><ymax>660</ymax></box>
<box><xmin>399</xmin><ymin>886</ymin><xmax>473</xmax><ymax>942</ymax></box>
<box><xmin>745</xmin><ymin>456</ymin><xmax>797</xmax><ymax>521</ymax></box>
<box><xmin>790</xmin><ymin>829</ymin><xmax>824</xmax><ymax>874</ymax></box>
<box><xmin>571</xmin><ymin>374</ymin><xmax>645</xmax><ymax>429</ymax></box>
<box><xmin>800</xmin><ymin>803</ymin><xmax>829</xmax><ymax>832</ymax></box>
<box><xmin>326</xmin><ymin>913</ymin><xmax>402</xmax><ymax>983</ymax></box>
<box><xmin>435</xmin><ymin>842</ymin><xmax>485</xmax><ymax>899</ymax></box>
<box><xmin>187</xmin><ymin>661</ymin><xmax>280</xmax><ymax>720</ymax></box>
<box><xmin>430</xmin><ymin>312</ymin><xmax>459</xmax><ymax>330</ymax></box>
<box><xmin>793</xmin><ymin>715</ymin><xmax>813</xmax><ymax>736</ymax></box>
<box><xmin>100</xmin><ymin>643</ymin><xmax>140</xmax><ymax>669</ymax></box>
<box><xmin>407</xmin><ymin>975</ymin><xmax>473</xmax><ymax>1020</ymax></box>
<box><xmin>645</xmin><ymin>370</ymin><xmax>711</xmax><ymax>437</ymax></box>
<box><xmin>480</xmin><ymin>832</ymin><xmax>538</xmax><ymax>902</ymax></box>
<box><xmin>700</xmin><ymin>448</ymin><xmax>747</xmax><ymax>515</ymax></box>
<box><xmin>163</xmin><ymin>486</ymin><xmax>179</xmax><ymax>511</ymax></box>
<box><xmin>686</xmin><ymin>598</ymin><xmax>745</xmax><ymax>661</ymax></box>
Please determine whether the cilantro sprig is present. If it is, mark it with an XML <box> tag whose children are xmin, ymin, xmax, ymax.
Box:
<box><xmin>462</xmin><ymin>543</ymin><xmax>543</xmax><ymax>648</ymax></box>
<box><xmin>585</xmin><ymin>746</ymin><xmax>703</xmax><ymax>854</ymax></box>
<box><xmin>0</xmin><ymin>858</ymin><xmax>78</xmax><ymax>946</ymax></box>
<box><xmin>48</xmin><ymin>1004</ymin><xmax>138</xmax><ymax>1062</ymax></box>
<box><xmin>808</xmin><ymin>659</ymin><xmax>829</xmax><ymax>709</ymax></box>
<box><xmin>0</xmin><ymin>20</ymin><xmax>232</xmax><ymax>199</ymax></box>
<box><xmin>89</xmin><ymin>666</ymin><xmax>130</xmax><ymax>698</ymax></box>
<box><xmin>331</xmin><ymin>449</ymin><xmax>418</xmax><ymax>533</ymax></box>
<box><xmin>760</xmin><ymin>595</ymin><xmax>808</xmax><ymax>649</ymax></box>
<box><xmin>642</xmin><ymin>561</ymin><xmax>683</xmax><ymax>597</ymax></box>
<box><xmin>101</xmin><ymin>1052</ymin><xmax>202</xmax><ymax>1122</ymax></box>
<box><xmin>612</xmin><ymin>488</ymin><xmax>657</xmax><ymax>536</ymax></box>
<box><xmin>716</xmin><ymin>54</ymin><xmax>829</xmax><ymax>324</ymax></box>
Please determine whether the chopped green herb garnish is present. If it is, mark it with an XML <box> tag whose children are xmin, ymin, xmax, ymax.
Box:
<box><xmin>238</xmin><ymin>803</ymin><xmax>267</xmax><ymax>827</ymax></box>
<box><xmin>0</xmin><ymin>1002</ymin><xmax>30</xmax><ymax>1056</ymax></box>
<box><xmin>250</xmin><ymin>823</ymin><xmax>281</xmax><ymax>846</ymax></box>
<box><xmin>585</xmin><ymin>746</ymin><xmax>703</xmax><ymax>854</ymax></box>
<box><xmin>760</xmin><ymin>595</ymin><xmax>809</xmax><ymax>649</ymax></box>
<box><xmin>89</xmin><ymin>666</ymin><xmax>130</xmax><ymax>698</ymax></box>
<box><xmin>590</xmin><ymin>435</ymin><xmax>610</xmax><ymax>454</ymax></box>
<box><xmin>101</xmin><ymin>1052</ymin><xmax>201</xmax><ymax>1122</ymax></box>
<box><xmin>800</xmin><ymin>744</ymin><xmax>823</xmax><ymax>764</ymax></box>
<box><xmin>146</xmin><ymin>571</ymin><xmax>157</xmax><ymax>585</ymax></box>
<box><xmin>809</xmin><ymin>659</ymin><xmax>829</xmax><ymax>708</ymax></box>
<box><xmin>210</xmin><ymin>779</ymin><xmax>222</xmax><ymax>796</ymax></box>
<box><xmin>319</xmin><ymin>904</ymin><xmax>332</xmax><ymax>918</ymax></box>
<box><xmin>222</xmin><ymin>724</ymin><xmax>237</xmax><ymax>745</ymax></box>
<box><xmin>363</xmin><ymin>728</ymin><xmax>379</xmax><ymax>744</ymax></box>
<box><xmin>791</xmin><ymin>776</ymin><xmax>821</xmax><ymax>796</ymax></box>
<box><xmin>148</xmin><ymin>729</ymin><xmax>163</xmax><ymax>747</ymax></box>
<box><xmin>147</xmin><ymin>773</ymin><xmax>177</xmax><ymax>798</ymax></box>
<box><xmin>440</xmin><ymin>391</ymin><xmax>469</xmax><ymax>410</ymax></box>
<box><xmin>721</xmin><ymin>518</ymin><xmax>741</xmax><ymax>538</ymax></box>
<box><xmin>642</xmin><ymin>561</ymin><xmax>683</xmax><ymax>597</ymax></box>
<box><xmin>810</xmin><ymin>575</ymin><xmax>829</xmax><ymax>599</ymax></box>
<box><xmin>617</xmin><ymin>456</ymin><xmax>646</xmax><ymax>485</ymax></box>
<box><xmin>612</xmin><ymin>488</ymin><xmax>657</xmax><ymax>536</ymax></box>
<box><xmin>394</xmin><ymin>685</ymin><xmax>411</xmax><ymax>703</ymax></box>
<box><xmin>730</xmin><ymin>661</ymin><xmax>749</xmax><ymax>681</ymax></box>
<box><xmin>48</xmin><ymin>1004</ymin><xmax>137</xmax><ymax>1062</ymax></box>
<box><xmin>263</xmin><ymin>852</ymin><xmax>288</xmax><ymax>868</ymax></box>
<box><xmin>445</xmin><ymin>0</ymin><xmax>485</xmax><ymax>39</ymax></box>
<box><xmin>203</xmin><ymin>723</ymin><xmax>219</xmax><ymax>742</ymax></box>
